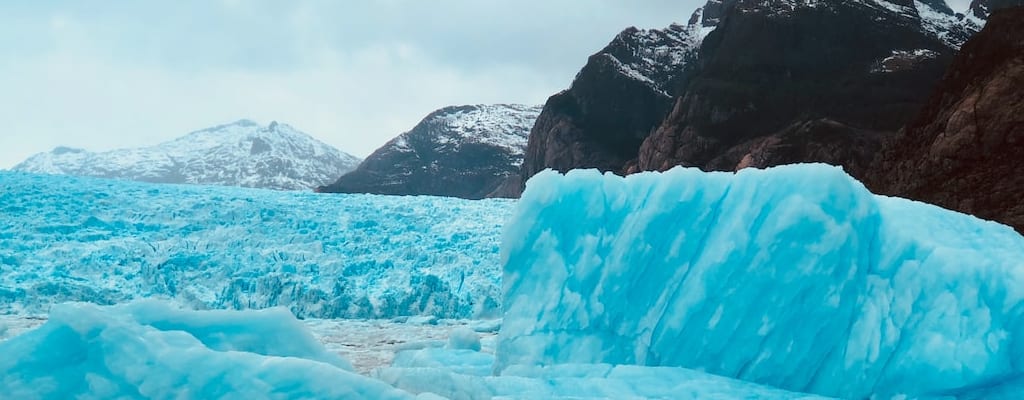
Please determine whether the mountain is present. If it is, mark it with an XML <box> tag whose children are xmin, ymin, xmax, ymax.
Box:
<box><xmin>519</xmin><ymin>16</ymin><xmax>709</xmax><ymax>189</ymax></box>
<box><xmin>319</xmin><ymin>104</ymin><xmax>541</xmax><ymax>200</ymax></box>
<box><xmin>518</xmin><ymin>0</ymin><xmax>996</xmax><ymax>195</ymax></box>
<box><xmin>871</xmin><ymin>7</ymin><xmax>1024</xmax><ymax>233</ymax></box>
<box><xmin>636</xmin><ymin>0</ymin><xmax>967</xmax><ymax>177</ymax></box>
<box><xmin>12</xmin><ymin>120</ymin><xmax>361</xmax><ymax>191</ymax></box>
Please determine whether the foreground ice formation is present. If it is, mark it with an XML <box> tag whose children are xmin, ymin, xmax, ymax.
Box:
<box><xmin>498</xmin><ymin>164</ymin><xmax>1024</xmax><ymax>399</ymax></box>
<box><xmin>0</xmin><ymin>172</ymin><xmax>512</xmax><ymax>319</ymax></box>
<box><xmin>0</xmin><ymin>302</ymin><xmax>827</xmax><ymax>399</ymax></box>
<box><xmin>376</xmin><ymin>347</ymin><xmax>828</xmax><ymax>399</ymax></box>
<box><xmin>0</xmin><ymin>300</ymin><xmax>411</xmax><ymax>399</ymax></box>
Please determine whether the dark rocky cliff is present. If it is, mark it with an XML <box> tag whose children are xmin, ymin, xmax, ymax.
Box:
<box><xmin>872</xmin><ymin>7</ymin><xmax>1024</xmax><ymax>233</ymax></box>
<box><xmin>636</xmin><ymin>0</ymin><xmax>956</xmax><ymax>179</ymax></box>
<box><xmin>519</xmin><ymin>0</ymin><xmax>987</xmax><ymax>194</ymax></box>
<box><xmin>518</xmin><ymin>16</ymin><xmax>710</xmax><ymax>193</ymax></box>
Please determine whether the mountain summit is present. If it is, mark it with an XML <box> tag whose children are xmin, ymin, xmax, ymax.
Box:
<box><xmin>320</xmin><ymin>104</ymin><xmax>541</xmax><ymax>199</ymax></box>
<box><xmin>13</xmin><ymin>120</ymin><xmax>361</xmax><ymax>190</ymax></box>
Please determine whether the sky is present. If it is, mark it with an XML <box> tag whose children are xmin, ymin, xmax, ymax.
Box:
<box><xmin>0</xmin><ymin>1</ymin><xmax>705</xmax><ymax>168</ymax></box>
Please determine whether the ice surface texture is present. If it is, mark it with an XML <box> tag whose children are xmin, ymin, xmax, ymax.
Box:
<box><xmin>0</xmin><ymin>172</ymin><xmax>512</xmax><ymax>319</ymax></box>
<box><xmin>498</xmin><ymin>164</ymin><xmax>1024</xmax><ymax>399</ymax></box>
<box><xmin>377</xmin><ymin>348</ymin><xmax>829</xmax><ymax>399</ymax></box>
<box><xmin>0</xmin><ymin>300</ymin><xmax>412</xmax><ymax>399</ymax></box>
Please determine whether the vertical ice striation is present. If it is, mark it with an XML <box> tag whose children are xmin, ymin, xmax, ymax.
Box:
<box><xmin>497</xmin><ymin>164</ymin><xmax>1024</xmax><ymax>399</ymax></box>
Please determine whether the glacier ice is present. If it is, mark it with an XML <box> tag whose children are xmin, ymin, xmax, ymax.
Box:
<box><xmin>497</xmin><ymin>164</ymin><xmax>1024</xmax><ymax>399</ymax></box>
<box><xmin>0</xmin><ymin>171</ymin><xmax>512</xmax><ymax>319</ymax></box>
<box><xmin>446</xmin><ymin>326</ymin><xmax>482</xmax><ymax>351</ymax></box>
<box><xmin>376</xmin><ymin>347</ymin><xmax>829</xmax><ymax>399</ymax></box>
<box><xmin>0</xmin><ymin>300</ymin><xmax>412</xmax><ymax>399</ymax></box>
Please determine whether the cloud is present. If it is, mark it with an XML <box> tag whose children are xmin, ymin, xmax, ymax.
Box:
<box><xmin>0</xmin><ymin>1</ymin><xmax>702</xmax><ymax>168</ymax></box>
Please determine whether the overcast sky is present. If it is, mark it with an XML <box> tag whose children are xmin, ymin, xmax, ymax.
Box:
<box><xmin>0</xmin><ymin>1</ymin><xmax>709</xmax><ymax>168</ymax></box>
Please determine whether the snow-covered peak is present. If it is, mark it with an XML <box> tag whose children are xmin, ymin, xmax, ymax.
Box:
<box><xmin>592</xmin><ymin>20</ymin><xmax>708</xmax><ymax>97</ymax></box>
<box><xmin>751</xmin><ymin>0</ymin><xmax>980</xmax><ymax>48</ymax></box>
<box><xmin>322</xmin><ymin>104</ymin><xmax>541</xmax><ymax>199</ymax></box>
<box><xmin>388</xmin><ymin>104</ymin><xmax>542</xmax><ymax>157</ymax></box>
<box><xmin>13</xmin><ymin>120</ymin><xmax>361</xmax><ymax>190</ymax></box>
<box><xmin>699</xmin><ymin>0</ymin><xmax>981</xmax><ymax>49</ymax></box>
<box><xmin>417</xmin><ymin>104</ymin><xmax>542</xmax><ymax>151</ymax></box>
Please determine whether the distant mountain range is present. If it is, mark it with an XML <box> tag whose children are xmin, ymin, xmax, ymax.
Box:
<box><xmin>319</xmin><ymin>104</ymin><xmax>541</xmax><ymax>199</ymax></box>
<box><xmin>12</xmin><ymin>120</ymin><xmax>361</xmax><ymax>191</ymax></box>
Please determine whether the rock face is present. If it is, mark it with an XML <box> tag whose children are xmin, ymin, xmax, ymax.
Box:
<box><xmin>320</xmin><ymin>104</ymin><xmax>541</xmax><ymax>200</ymax></box>
<box><xmin>13</xmin><ymin>120</ymin><xmax>361</xmax><ymax>191</ymax></box>
<box><xmin>872</xmin><ymin>7</ymin><xmax>1024</xmax><ymax>233</ymax></box>
<box><xmin>518</xmin><ymin>16</ymin><xmax>711</xmax><ymax>192</ymax></box>
<box><xmin>519</xmin><ymin>0</ymin><xmax>990</xmax><ymax>193</ymax></box>
<box><xmin>636</xmin><ymin>0</ymin><xmax>961</xmax><ymax>179</ymax></box>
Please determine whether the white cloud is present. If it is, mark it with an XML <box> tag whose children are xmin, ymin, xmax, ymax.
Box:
<box><xmin>0</xmin><ymin>1</ymin><xmax>702</xmax><ymax>168</ymax></box>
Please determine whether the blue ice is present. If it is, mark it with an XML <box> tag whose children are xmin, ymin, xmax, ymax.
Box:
<box><xmin>0</xmin><ymin>300</ymin><xmax>412</xmax><ymax>399</ymax></box>
<box><xmin>0</xmin><ymin>171</ymin><xmax>512</xmax><ymax>319</ymax></box>
<box><xmin>497</xmin><ymin>164</ymin><xmax>1024</xmax><ymax>399</ymax></box>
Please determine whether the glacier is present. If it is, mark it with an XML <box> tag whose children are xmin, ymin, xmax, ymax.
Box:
<box><xmin>497</xmin><ymin>164</ymin><xmax>1024</xmax><ymax>399</ymax></box>
<box><xmin>0</xmin><ymin>301</ymin><xmax>830</xmax><ymax>400</ymax></box>
<box><xmin>0</xmin><ymin>171</ymin><xmax>512</xmax><ymax>319</ymax></box>
<box><xmin>0</xmin><ymin>300</ymin><xmax>412</xmax><ymax>399</ymax></box>
<box><xmin>376</xmin><ymin>351</ymin><xmax>830</xmax><ymax>399</ymax></box>
<box><xmin>4</xmin><ymin>165</ymin><xmax>1024</xmax><ymax>399</ymax></box>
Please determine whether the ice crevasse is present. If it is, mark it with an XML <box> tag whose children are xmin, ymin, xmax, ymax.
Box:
<box><xmin>497</xmin><ymin>164</ymin><xmax>1024</xmax><ymax>399</ymax></box>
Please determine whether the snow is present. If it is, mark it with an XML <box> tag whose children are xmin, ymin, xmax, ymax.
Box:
<box><xmin>871</xmin><ymin>48</ymin><xmax>941</xmax><ymax>73</ymax></box>
<box><xmin>0</xmin><ymin>300</ymin><xmax>412</xmax><ymax>399</ymax></box>
<box><xmin>379</xmin><ymin>104</ymin><xmax>542</xmax><ymax>166</ymax></box>
<box><xmin>915</xmin><ymin>0</ymin><xmax>983</xmax><ymax>48</ymax></box>
<box><xmin>602</xmin><ymin>23</ymin><xmax>705</xmax><ymax>96</ymax></box>
<box><xmin>0</xmin><ymin>171</ymin><xmax>513</xmax><ymax>319</ymax></box>
<box><xmin>498</xmin><ymin>164</ymin><xmax>1024</xmax><ymax>399</ymax></box>
<box><xmin>11</xmin><ymin>119</ymin><xmax>361</xmax><ymax>191</ymax></box>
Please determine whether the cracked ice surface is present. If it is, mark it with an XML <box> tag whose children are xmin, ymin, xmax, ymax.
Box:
<box><xmin>498</xmin><ymin>164</ymin><xmax>1024</xmax><ymax>399</ymax></box>
<box><xmin>0</xmin><ymin>171</ymin><xmax>512</xmax><ymax>319</ymax></box>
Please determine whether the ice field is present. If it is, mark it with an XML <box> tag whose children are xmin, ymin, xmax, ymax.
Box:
<box><xmin>2</xmin><ymin>165</ymin><xmax>1024</xmax><ymax>399</ymax></box>
<box><xmin>0</xmin><ymin>172</ymin><xmax>511</xmax><ymax>319</ymax></box>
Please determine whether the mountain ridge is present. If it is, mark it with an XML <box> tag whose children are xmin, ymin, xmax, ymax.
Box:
<box><xmin>13</xmin><ymin>120</ymin><xmax>361</xmax><ymax>191</ymax></box>
<box><xmin>320</xmin><ymin>104</ymin><xmax>541</xmax><ymax>200</ymax></box>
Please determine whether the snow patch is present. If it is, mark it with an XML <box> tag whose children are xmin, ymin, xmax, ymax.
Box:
<box><xmin>871</xmin><ymin>48</ymin><xmax>941</xmax><ymax>72</ymax></box>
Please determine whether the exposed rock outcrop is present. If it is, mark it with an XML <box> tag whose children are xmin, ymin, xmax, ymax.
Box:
<box><xmin>519</xmin><ymin>0</ymin><xmax>988</xmax><ymax>193</ymax></box>
<box><xmin>518</xmin><ymin>15</ymin><xmax>711</xmax><ymax>193</ymax></box>
<box><xmin>636</xmin><ymin>0</ymin><xmax>958</xmax><ymax>178</ymax></box>
<box><xmin>872</xmin><ymin>7</ymin><xmax>1024</xmax><ymax>233</ymax></box>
